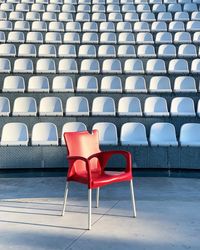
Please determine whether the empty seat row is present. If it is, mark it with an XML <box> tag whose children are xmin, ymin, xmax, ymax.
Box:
<box><xmin>2</xmin><ymin>44</ymin><xmax>200</xmax><ymax>58</ymax></box>
<box><xmin>2</xmin><ymin>58</ymin><xmax>200</xmax><ymax>74</ymax></box>
<box><xmin>1</xmin><ymin>2</ymin><xmax>200</xmax><ymax>13</ymax></box>
<box><xmin>0</xmin><ymin>20</ymin><xmax>200</xmax><ymax>31</ymax></box>
<box><xmin>2</xmin><ymin>31</ymin><xmax>200</xmax><ymax>45</ymax></box>
<box><xmin>1</xmin><ymin>75</ymin><xmax>200</xmax><ymax>93</ymax></box>
<box><xmin>2</xmin><ymin>11</ymin><xmax>200</xmax><ymax>22</ymax></box>
<box><xmin>1</xmin><ymin>96</ymin><xmax>200</xmax><ymax>117</ymax></box>
<box><xmin>1</xmin><ymin>121</ymin><xmax>200</xmax><ymax>146</ymax></box>
<box><xmin>2</xmin><ymin>0</ymin><xmax>200</xmax><ymax>5</ymax></box>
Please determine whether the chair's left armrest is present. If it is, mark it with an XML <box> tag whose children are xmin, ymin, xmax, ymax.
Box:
<box><xmin>88</xmin><ymin>150</ymin><xmax>132</xmax><ymax>173</ymax></box>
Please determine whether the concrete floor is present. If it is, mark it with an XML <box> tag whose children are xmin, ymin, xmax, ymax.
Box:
<box><xmin>0</xmin><ymin>176</ymin><xmax>200</xmax><ymax>250</ymax></box>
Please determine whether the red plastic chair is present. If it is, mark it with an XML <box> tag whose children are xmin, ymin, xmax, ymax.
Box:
<box><xmin>62</xmin><ymin>130</ymin><xmax>136</xmax><ymax>229</ymax></box>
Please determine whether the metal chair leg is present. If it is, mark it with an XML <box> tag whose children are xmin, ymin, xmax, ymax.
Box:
<box><xmin>96</xmin><ymin>187</ymin><xmax>100</xmax><ymax>208</ymax></box>
<box><xmin>61</xmin><ymin>182</ymin><xmax>69</xmax><ymax>216</ymax></box>
<box><xmin>88</xmin><ymin>188</ymin><xmax>92</xmax><ymax>230</ymax></box>
<box><xmin>130</xmin><ymin>179</ymin><xmax>137</xmax><ymax>218</ymax></box>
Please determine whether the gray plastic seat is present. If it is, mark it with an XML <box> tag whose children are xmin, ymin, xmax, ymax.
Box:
<box><xmin>39</xmin><ymin>97</ymin><xmax>63</xmax><ymax>116</ymax></box>
<box><xmin>13</xmin><ymin>97</ymin><xmax>37</xmax><ymax>116</ymax></box>
<box><xmin>92</xmin><ymin>97</ymin><xmax>115</xmax><ymax>116</ymax></box>
<box><xmin>120</xmin><ymin>123</ymin><xmax>148</xmax><ymax>146</ymax></box>
<box><xmin>118</xmin><ymin>97</ymin><xmax>142</xmax><ymax>116</ymax></box>
<box><xmin>144</xmin><ymin>97</ymin><xmax>169</xmax><ymax>116</ymax></box>
<box><xmin>170</xmin><ymin>97</ymin><xmax>196</xmax><ymax>117</ymax></box>
<box><xmin>32</xmin><ymin>123</ymin><xmax>58</xmax><ymax>146</ymax></box>
<box><xmin>0</xmin><ymin>97</ymin><xmax>10</xmax><ymax>116</ymax></box>
<box><xmin>180</xmin><ymin>123</ymin><xmax>200</xmax><ymax>146</ymax></box>
<box><xmin>150</xmin><ymin>123</ymin><xmax>178</xmax><ymax>146</ymax></box>
<box><xmin>52</xmin><ymin>76</ymin><xmax>74</xmax><ymax>92</ymax></box>
<box><xmin>1</xmin><ymin>123</ymin><xmax>29</xmax><ymax>146</ymax></box>
<box><xmin>92</xmin><ymin>122</ymin><xmax>118</xmax><ymax>145</ymax></box>
<box><xmin>65</xmin><ymin>96</ymin><xmax>89</xmax><ymax>116</ymax></box>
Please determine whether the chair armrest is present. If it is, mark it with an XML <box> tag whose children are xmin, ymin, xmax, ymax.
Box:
<box><xmin>67</xmin><ymin>156</ymin><xmax>91</xmax><ymax>186</ymax></box>
<box><xmin>88</xmin><ymin>150</ymin><xmax>132</xmax><ymax>173</ymax></box>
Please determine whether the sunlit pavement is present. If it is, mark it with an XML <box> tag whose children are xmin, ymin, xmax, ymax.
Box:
<box><xmin>0</xmin><ymin>177</ymin><xmax>200</xmax><ymax>250</ymax></box>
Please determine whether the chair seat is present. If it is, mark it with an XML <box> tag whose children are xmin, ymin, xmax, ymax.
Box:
<box><xmin>69</xmin><ymin>170</ymin><xmax>132</xmax><ymax>188</ymax></box>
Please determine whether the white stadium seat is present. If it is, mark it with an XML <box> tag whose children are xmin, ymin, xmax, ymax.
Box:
<box><xmin>28</xmin><ymin>76</ymin><xmax>49</xmax><ymax>92</ymax></box>
<box><xmin>1</xmin><ymin>123</ymin><xmax>29</xmax><ymax>146</ymax></box>
<box><xmin>125</xmin><ymin>76</ymin><xmax>147</xmax><ymax>93</ymax></box>
<box><xmin>101</xmin><ymin>76</ymin><xmax>122</xmax><ymax>93</ymax></box>
<box><xmin>174</xmin><ymin>76</ymin><xmax>197</xmax><ymax>92</ymax></box>
<box><xmin>144</xmin><ymin>97</ymin><xmax>169</xmax><ymax>116</ymax></box>
<box><xmin>150</xmin><ymin>123</ymin><xmax>178</xmax><ymax>146</ymax></box>
<box><xmin>3</xmin><ymin>76</ymin><xmax>25</xmax><ymax>93</ymax></box>
<box><xmin>36</xmin><ymin>59</ymin><xmax>56</xmax><ymax>73</ymax></box>
<box><xmin>32</xmin><ymin>123</ymin><xmax>58</xmax><ymax>146</ymax></box>
<box><xmin>170</xmin><ymin>97</ymin><xmax>196</xmax><ymax>117</ymax></box>
<box><xmin>13</xmin><ymin>97</ymin><xmax>37</xmax><ymax>116</ymax></box>
<box><xmin>92</xmin><ymin>97</ymin><xmax>115</xmax><ymax>116</ymax></box>
<box><xmin>52</xmin><ymin>76</ymin><xmax>74</xmax><ymax>92</ymax></box>
<box><xmin>65</xmin><ymin>96</ymin><xmax>89</xmax><ymax>116</ymax></box>
<box><xmin>120</xmin><ymin>123</ymin><xmax>148</xmax><ymax>146</ymax></box>
<box><xmin>39</xmin><ymin>97</ymin><xmax>63</xmax><ymax>116</ymax></box>
<box><xmin>180</xmin><ymin>123</ymin><xmax>200</xmax><ymax>146</ymax></box>
<box><xmin>0</xmin><ymin>97</ymin><xmax>10</xmax><ymax>116</ymax></box>
<box><xmin>77</xmin><ymin>76</ymin><xmax>98</xmax><ymax>92</ymax></box>
<box><xmin>149</xmin><ymin>76</ymin><xmax>172</xmax><ymax>93</ymax></box>
<box><xmin>92</xmin><ymin>122</ymin><xmax>118</xmax><ymax>145</ymax></box>
<box><xmin>118</xmin><ymin>97</ymin><xmax>142</xmax><ymax>116</ymax></box>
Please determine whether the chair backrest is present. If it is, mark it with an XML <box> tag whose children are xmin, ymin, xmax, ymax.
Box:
<box><xmin>64</xmin><ymin>130</ymin><xmax>101</xmax><ymax>175</ymax></box>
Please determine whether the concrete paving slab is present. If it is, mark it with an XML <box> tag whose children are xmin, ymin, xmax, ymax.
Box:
<box><xmin>0</xmin><ymin>177</ymin><xmax>199</xmax><ymax>250</ymax></box>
